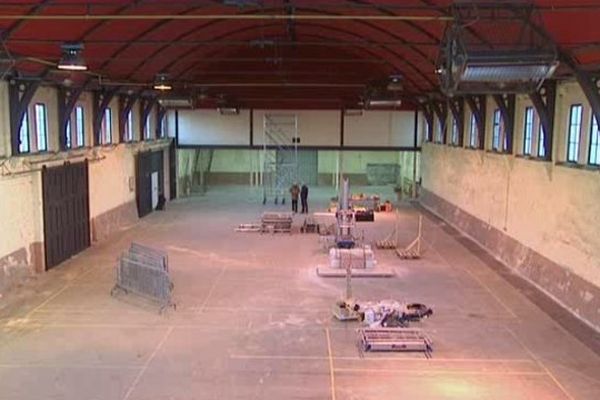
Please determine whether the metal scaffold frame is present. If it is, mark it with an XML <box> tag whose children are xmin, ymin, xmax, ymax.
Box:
<box><xmin>262</xmin><ymin>113</ymin><xmax>298</xmax><ymax>204</ymax></box>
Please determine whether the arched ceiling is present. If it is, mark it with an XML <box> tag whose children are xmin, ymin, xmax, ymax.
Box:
<box><xmin>1</xmin><ymin>1</ymin><xmax>599</xmax><ymax>109</ymax></box>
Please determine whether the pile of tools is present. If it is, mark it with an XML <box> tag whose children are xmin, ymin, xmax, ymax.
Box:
<box><xmin>331</xmin><ymin>255</ymin><xmax>434</xmax><ymax>355</ymax></box>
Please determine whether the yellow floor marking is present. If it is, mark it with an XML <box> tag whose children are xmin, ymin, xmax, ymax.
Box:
<box><xmin>229</xmin><ymin>354</ymin><xmax>536</xmax><ymax>363</ymax></box>
<box><xmin>197</xmin><ymin>266</ymin><xmax>227</xmax><ymax>312</ymax></box>
<box><xmin>333</xmin><ymin>367</ymin><xmax>546</xmax><ymax>376</ymax></box>
<box><xmin>505</xmin><ymin>326</ymin><xmax>575</xmax><ymax>400</ymax></box>
<box><xmin>427</xmin><ymin>242</ymin><xmax>518</xmax><ymax>319</ymax></box>
<box><xmin>325</xmin><ymin>328</ymin><xmax>336</xmax><ymax>400</ymax></box>
<box><xmin>122</xmin><ymin>326</ymin><xmax>173</xmax><ymax>400</ymax></box>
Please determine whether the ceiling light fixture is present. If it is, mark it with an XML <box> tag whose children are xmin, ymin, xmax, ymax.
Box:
<box><xmin>57</xmin><ymin>42</ymin><xmax>87</xmax><ymax>71</ymax></box>
<box><xmin>153</xmin><ymin>73</ymin><xmax>172</xmax><ymax>91</ymax></box>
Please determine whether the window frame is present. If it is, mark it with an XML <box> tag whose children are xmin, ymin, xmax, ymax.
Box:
<box><xmin>492</xmin><ymin>109</ymin><xmax>502</xmax><ymax>151</ymax></box>
<box><xmin>101</xmin><ymin>107</ymin><xmax>113</xmax><ymax>145</ymax></box>
<box><xmin>18</xmin><ymin>111</ymin><xmax>30</xmax><ymax>154</ymax></box>
<box><xmin>566</xmin><ymin>104</ymin><xmax>583</xmax><ymax>163</ymax></box>
<box><xmin>144</xmin><ymin>113</ymin><xmax>152</xmax><ymax>140</ymax></box>
<box><xmin>33</xmin><ymin>103</ymin><xmax>48</xmax><ymax>152</ymax></box>
<box><xmin>159</xmin><ymin>115</ymin><xmax>167</xmax><ymax>139</ymax></box>
<box><xmin>125</xmin><ymin>110</ymin><xmax>134</xmax><ymax>142</ymax></box>
<box><xmin>537</xmin><ymin>123</ymin><xmax>546</xmax><ymax>158</ymax></box>
<box><xmin>74</xmin><ymin>105</ymin><xmax>85</xmax><ymax>148</ymax></box>
<box><xmin>451</xmin><ymin>117</ymin><xmax>458</xmax><ymax>145</ymax></box>
<box><xmin>523</xmin><ymin>106</ymin><xmax>534</xmax><ymax>156</ymax></box>
<box><xmin>469</xmin><ymin>113</ymin><xmax>477</xmax><ymax>148</ymax></box>
<box><xmin>589</xmin><ymin>115</ymin><xmax>600</xmax><ymax>166</ymax></box>
<box><xmin>436</xmin><ymin>119</ymin><xmax>444</xmax><ymax>144</ymax></box>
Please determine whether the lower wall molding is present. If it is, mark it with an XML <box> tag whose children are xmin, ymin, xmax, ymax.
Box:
<box><xmin>0</xmin><ymin>241</ymin><xmax>44</xmax><ymax>292</ymax></box>
<box><xmin>207</xmin><ymin>172</ymin><xmax>251</xmax><ymax>185</ymax></box>
<box><xmin>420</xmin><ymin>188</ymin><xmax>600</xmax><ymax>331</ymax></box>
<box><xmin>91</xmin><ymin>201</ymin><xmax>139</xmax><ymax>243</ymax></box>
<box><xmin>1</xmin><ymin>202</ymin><xmax>138</xmax><ymax>293</ymax></box>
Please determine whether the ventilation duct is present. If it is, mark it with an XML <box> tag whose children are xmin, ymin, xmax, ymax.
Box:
<box><xmin>158</xmin><ymin>97</ymin><xmax>194</xmax><ymax>108</ymax></box>
<box><xmin>366</xmin><ymin>99</ymin><xmax>402</xmax><ymax>108</ymax></box>
<box><xmin>438</xmin><ymin>1</ymin><xmax>558</xmax><ymax>95</ymax></box>
<box><xmin>218</xmin><ymin>107</ymin><xmax>239</xmax><ymax>115</ymax></box>
<box><xmin>344</xmin><ymin>109</ymin><xmax>363</xmax><ymax>116</ymax></box>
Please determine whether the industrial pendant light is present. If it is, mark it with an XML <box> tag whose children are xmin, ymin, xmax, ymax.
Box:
<box><xmin>153</xmin><ymin>73</ymin><xmax>172</xmax><ymax>91</ymax></box>
<box><xmin>57</xmin><ymin>42</ymin><xmax>87</xmax><ymax>71</ymax></box>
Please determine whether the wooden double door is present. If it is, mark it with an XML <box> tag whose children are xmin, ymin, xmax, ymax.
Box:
<box><xmin>42</xmin><ymin>161</ymin><xmax>90</xmax><ymax>270</ymax></box>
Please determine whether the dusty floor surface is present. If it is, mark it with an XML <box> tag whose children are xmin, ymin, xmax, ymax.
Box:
<box><xmin>1</xmin><ymin>185</ymin><xmax>599</xmax><ymax>400</ymax></box>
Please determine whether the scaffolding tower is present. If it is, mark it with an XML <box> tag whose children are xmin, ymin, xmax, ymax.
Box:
<box><xmin>262</xmin><ymin>113</ymin><xmax>298</xmax><ymax>204</ymax></box>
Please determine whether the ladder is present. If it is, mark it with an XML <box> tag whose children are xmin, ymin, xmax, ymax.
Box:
<box><xmin>262</xmin><ymin>113</ymin><xmax>298</xmax><ymax>204</ymax></box>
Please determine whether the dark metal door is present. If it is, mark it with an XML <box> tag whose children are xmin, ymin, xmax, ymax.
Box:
<box><xmin>136</xmin><ymin>150</ymin><xmax>164</xmax><ymax>218</ymax></box>
<box><xmin>42</xmin><ymin>160</ymin><xmax>90</xmax><ymax>270</ymax></box>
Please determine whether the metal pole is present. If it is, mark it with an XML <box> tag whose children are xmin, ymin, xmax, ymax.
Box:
<box><xmin>0</xmin><ymin>14</ymin><xmax>454</xmax><ymax>22</ymax></box>
<box><xmin>412</xmin><ymin>152</ymin><xmax>417</xmax><ymax>198</ymax></box>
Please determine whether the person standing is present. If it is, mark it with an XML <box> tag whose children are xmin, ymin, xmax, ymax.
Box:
<box><xmin>300</xmin><ymin>183</ymin><xmax>309</xmax><ymax>214</ymax></box>
<box><xmin>290</xmin><ymin>183</ymin><xmax>300</xmax><ymax>213</ymax></box>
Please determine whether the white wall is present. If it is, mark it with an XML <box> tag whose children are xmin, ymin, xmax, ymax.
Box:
<box><xmin>88</xmin><ymin>145</ymin><xmax>136</xmax><ymax>218</ymax></box>
<box><xmin>344</xmin><ymin>110</ymin><xmax>416</xmax><ymax>147</ymax></box>
<box><xmin>253</xmin><ymin>109</ymin><xmax>341</xmax><ymax>147</ymax></box>
<box><xmin>176</xmin><ymin>108</ymin><xmax>419</xmax><ymax>149</ymax></box>
<box><xmin>178</xmin><ymin>109</ymin><xmax>250</xmax><ymax>146</ymax></box>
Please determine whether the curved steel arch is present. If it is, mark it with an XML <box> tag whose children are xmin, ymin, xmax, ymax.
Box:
<box><xmin>6</xmin><ymin>1</ymin><xmax>213</xmax><ymax>82</ymax></box>
<box><xmin>175</xmin><ymin>32</ymin><xmax>392</xmax><ymax>80</ymax></box>
<box><xmin>126</xmin><ymin>21</ymin><xmax>434</xmax><ymax>91</ymax></box>
<box><xmin>167</xmin><ymin>26</ymin><xmax>426</xmax><ymax>92</ymax></box>
<box><xmin>95</xmin><ymin>5</ymin><xmax>438</xmax><ymax>86</ymax></box>
<box><xmin>95</xmin><ymin>4</ymin><xmax>212</xmax><ymax>71</ymax></box>
<box><xmin>6</xmin><ymin>3</ymin><xmax>440</xmax><ymax>92</ymax></box>
<box><xmin>1</xmin><ymin>0</ymin><xmax>52</xmax><ymax>40</ymax></box>
<box><xmin>349</xmin><ymin>0</ymin><xmax>441</xmax><ymax>44</ymax></box>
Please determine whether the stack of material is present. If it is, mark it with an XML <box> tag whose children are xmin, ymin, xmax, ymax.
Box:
<box><xmin>235</xmin><ymin>223</ymin><xmax>261</xmax><ymax>232</ymax></box>
<box><xmin>328</xmin><ymin>246</ymin><xmax>376</xmax><ymax>269</ymax></box>
<box><xmin>111</xmin><ymin>243</ymin><xmax>175</xmax><ymax>312</ymax></box>
<box><xmin>261</xmin><ymin>212</ymin><xmax>293</xmax><ymax>233</ymax></box>
<box><xmin>317</xmin><ymin>245</ymin><xmax>394</xmax><ymax>277</ymax></box>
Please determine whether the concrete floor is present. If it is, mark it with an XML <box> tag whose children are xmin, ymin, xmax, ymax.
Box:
<box><xmin>1</xmin><ymin>185</ymin><xmax>599</xmax><ymax>400</ymax></box>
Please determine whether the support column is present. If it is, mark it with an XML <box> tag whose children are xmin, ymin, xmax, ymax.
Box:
<box><xmin>420</xmin><ymin>103</ymin><xmax>434</xmax><ymax>142</ymax></box>
<box><xmin>430</xmin><ymin>101</ymin><xmax>448</xmax><ymax>144</ymax></box>
<box><xmin>57</xmin><ymin>86</ymin><xmax>85</xmax><ymax>150</ymax></box>
<box><xmin>93</xmin><ymin>88</ymin><xmax>119</xmax><ymax>146</ymax></box>
<box><xmin>8</xmin><ymin>79</ymin><xmax>41</xmax><ymax>155</ymax></box>
<box><xmin>448</xmin><ymin>97</ymin><xmax>465</xmax><ymax>146</ymax></box>
<box><xmin>493</xmin><ymin>94</ymin><xmax>516</xmax><ymax>154</ymax></box>
<box><xmin>140</xmin><ymin>97</ymin><xmax>157</xmax><ymax>141</ymax></box>
<box><xmin>119</xmin><ymin>93</ymin><xmax>139</xmax><ymax>142</ymax></box>
<box><xmin>529</xmin><ymin>80</ymin><xmax>557</xmax><ymax>160</ymax></box>
<box><xmin>465</xmin><ymin>95</ymin><xmax>487</xmax><ymax>149</ymax></box>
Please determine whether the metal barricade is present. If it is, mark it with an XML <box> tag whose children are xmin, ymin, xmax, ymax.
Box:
<box><xmin>129</xmin><ymin>242</ymin><xmax>169</xmax><ymax>272</ymax></box>
<box><xmin>111</xmin><ymin>244</ymin><xmax>174</xmax><ymax>312</ymax></box>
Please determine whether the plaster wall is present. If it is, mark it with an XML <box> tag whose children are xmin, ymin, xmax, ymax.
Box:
<box><xmin>0</xmin><ymin>84</ymin><xmax>171</xmax><ymax>290</ymax></box>
<box><xmin>420</xmin><ymin>82</ymin><xmax>600</xmax><ymax>328</ymax></box>
<box><xmin>253</xmin><ymin>109</ymin><xmax>341</xmax><ymax>147</ymax></box>
<box><xmin>178</xmin><ymin>109</ymin><xmax>250</xmax><ymax>146</ymax></box>
<box><xmin>343</xmin><ymin>110</ymin><xmax>416</xmax><ymax>147</ymax></box>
